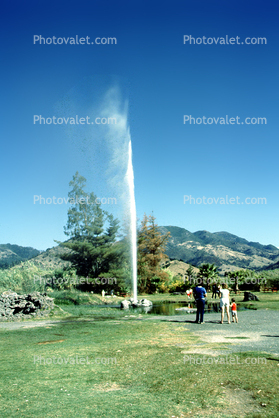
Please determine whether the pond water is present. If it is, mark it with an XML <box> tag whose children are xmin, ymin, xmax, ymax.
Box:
<box><xmin>122</xmin><ymin>301</ymin><xmax>248</xmax><ymax>316</ymax></box>
<box><xmin>150</xmin><ymin>302</ymin><xmax>220</xmax><ymax>315</ymax></box>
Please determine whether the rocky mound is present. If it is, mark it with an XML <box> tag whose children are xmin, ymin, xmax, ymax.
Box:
<box><xmin>0</xmin><ymin>290</ymin><xmax>54</xmax><ymax>321</ymax></box>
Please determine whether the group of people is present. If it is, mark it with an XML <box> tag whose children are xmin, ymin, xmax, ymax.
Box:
<box><xmin>193</xmin><ymin>282</ymin><xmax>238</xmax><ymax>324</ymax></box>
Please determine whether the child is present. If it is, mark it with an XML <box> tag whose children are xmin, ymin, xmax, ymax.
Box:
<box><xmin>230</xmin><ymin>298</ymin><xmax>238</xmax><ymax>323</ymax></box>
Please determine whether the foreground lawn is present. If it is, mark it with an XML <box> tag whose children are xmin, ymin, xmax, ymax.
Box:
<box><xmin>0</xmin><ymin>307</ymin><xmax>278</xmax><ymax>418</ymax></box>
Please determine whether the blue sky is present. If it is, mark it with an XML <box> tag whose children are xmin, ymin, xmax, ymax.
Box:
<box><xmin>1</xmin><ymin>0</ymin><xmax>278</xmax><ymax>250</ymax></box>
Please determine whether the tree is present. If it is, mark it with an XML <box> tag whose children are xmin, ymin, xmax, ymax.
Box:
<box><xmin>137</xmin><ymin>214</ymin><xmax>171</xmax><ymax>293</ymax></box>
<box><xmin>185</xmin><ymin>265</ymin><xmax>196</xmax><ymax>286</ymax></box>
<box><xmin>225</xmin><ymin>269</ymin><xmax>257</xmax><ymax>292</ymax></box>
<box><xmin>55</xmin><ymin>172</ymin><xmax>125</xmax><ymax>289</ymax></box>
<box><xmin>198</xmin><ymin>263</ymin><xmax>219</xmax><ymax>288</ymax></box>
<box><xmin>225</xmin><ymin>271</ymin><xmax>240</xmax><ymax>293</ymax></box>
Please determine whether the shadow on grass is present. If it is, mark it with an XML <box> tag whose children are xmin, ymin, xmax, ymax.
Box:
<box><xmin>262</xmin><ymin>334</ymin><xmax>279</xmax><ymax>337</ymax></box>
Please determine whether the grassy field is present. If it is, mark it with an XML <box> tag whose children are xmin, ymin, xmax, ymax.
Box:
<box><xmin>229</xmin><ymin>291</ymin><xmax>279</xmax><ymax>310</ymax></box>
<box><xmin>0</xmin><ymin>298</ymin><xmax>278</xmax><ymax>418</ymax></box>
<box><xmin>51</xmin><ymin>289</ymin><xmax>279</xmax><ymax>306</ymax></box>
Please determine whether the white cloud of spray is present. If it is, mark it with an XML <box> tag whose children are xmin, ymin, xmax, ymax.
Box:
<box><xmin>54</xmin><ymin>79</ymin><xmax>135</xmax><ymax>235</ymax></box>
<box><xmin>98</xmin><ymin>87</ymin><xmax>137</xmax><ymax>299</ymax></box>
<box><xmin>98</xmin><ymin>87</ymin><xmax>137</xmax><ymax>296</ymax></box>
<box><xmin>54</xmin><ymin>80</ymin><xmax>137</xmax><ymax>293</ymax></box>
<box><xmin>98</xmin><ymin>86</ymin><xmax>132</xmax><ymax>205</ymax></box>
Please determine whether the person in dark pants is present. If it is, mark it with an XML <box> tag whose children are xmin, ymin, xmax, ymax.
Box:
<box><xmin>193</xmin><ymin>284</ymin><xmax>207</xmax><ymax>324</ymax></box>
<box><xmin>212</xmin><ymin>283</ymin><xmax>219</xmax><ymax>299</ymax></box>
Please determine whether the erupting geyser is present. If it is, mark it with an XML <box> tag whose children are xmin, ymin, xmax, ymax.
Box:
<box><xmin>123</xmin><ymin>139</ymin><xmax>152</xmax><ymax>310</ymax></box>
<box><xmin>126</xmin><ymin>139</ymin><xmax>138</xmax><ymax>304</ymax></box>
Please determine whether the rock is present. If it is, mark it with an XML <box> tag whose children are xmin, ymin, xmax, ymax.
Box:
<box><xmin>0</xmin><ymin>291</ymin><xmax>54</xmax><ymax>320</ymax></box>
<box><xmin>138</xmin><ymin>298</ymin><xmax>153</xmax><ymax>307</ymax></box>
<box><xmin>121</xmin><ymin>298</ymin><xmax>153</xmax><ymax>309</ymax></box>
<box><xmin>1</xmin><ymin>290</ymin><xmax>18</xmax><ymax>297</ymax></box>
<box><xmin>128</xmin><ymin>298</ymin><xmax>153</xmax><ymax>307</ymax></box>
<box><xmin>120</xmin><ymin>300</ymin><xmax>131</xmax><ymax>309</ymax></box>
<box><xmin>243</xmin><ymin>292</ymin><xmax>259</xmax><ymax>302</ymax></box>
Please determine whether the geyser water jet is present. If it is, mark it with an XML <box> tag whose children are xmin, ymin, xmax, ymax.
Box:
<box><xmin>126</xmin><ymin>139</ymin><xmax>137</xmax><ymax>304</ymax></box>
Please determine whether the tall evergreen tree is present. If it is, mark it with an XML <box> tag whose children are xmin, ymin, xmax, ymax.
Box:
<box><xmin>186</xmin><ymin>265</ymin><xmax>196</xmax><ymax>280</ymax></box>
<box><xmin>55</xmin><ymin>172</ymin><xmax>122</xmax><ymax>281</ymax></box>
<box><xmin>137</xmin><ymin>214</ymin><xmax>170</xmax><ymax>293</ymax></box>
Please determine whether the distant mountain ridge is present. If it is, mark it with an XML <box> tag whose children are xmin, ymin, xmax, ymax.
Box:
<box><xmin>159</xmin><ymin>226</ymin><xmax>279</xmax><ymax>274</ymax></box>
<box><xmin>1</xmin><ymin>227</ymin><xmax>278</xmax><ymax>274</ymax></box>
<box><xmin>0</xmin><ymin>244</ymin><xmax>40</xmax><ymax>268</ymax></box>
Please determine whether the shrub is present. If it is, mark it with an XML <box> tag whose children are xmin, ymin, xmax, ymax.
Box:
<box><xmin>0</xmin><ymin>261</ymin><xmax>51</xmax><ymax>294</ymax></box>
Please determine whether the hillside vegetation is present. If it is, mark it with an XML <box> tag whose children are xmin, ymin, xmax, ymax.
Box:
<box><xmin>0</xmin><ymin>244</ymin><xmax>40</xmax><ymax>269</ymax></box>
<box><xmin>160</xmin><ymin>226</ymin><xmax>279</xmax><ymax>273</ymax></box>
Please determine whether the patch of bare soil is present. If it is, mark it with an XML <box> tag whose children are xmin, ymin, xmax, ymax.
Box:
<box><xmin>92</xmin><ymin>382</ymin><xmax>122</xmax><ymax>392</ymax></box>
<box><xmin>217</xmin><ymin>387</ymin><xmax>261</xmax><ymax>416</ymax></box>
<box><xmin>37</xmin><ymin>339</ymin><xmax>65</xmax><ymax>345</ymax></box>
<box><xmin>179</xmin><ymin>386</ymin><xmax>261</xmax><ymax>418</ymax></box>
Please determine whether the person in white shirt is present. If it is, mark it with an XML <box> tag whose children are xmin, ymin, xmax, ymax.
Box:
<box><xmin>219</xmin><ymin>283</ymin><xmax>230</xmax><ymax>324</ymax></box>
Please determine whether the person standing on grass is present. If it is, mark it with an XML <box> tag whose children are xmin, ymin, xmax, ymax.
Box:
<box><xmin>193</xmin><ymin>283</ymin><xmax>207</xmax><ymax>324</ymax></box>
<box><xmin>212</xmin><ymin>283</ymin><xmax>218</xmax><ymax>299</ymax></box>
<box><xmin>219</xmin><ymin>283</ymin><xmax>230</xmax><ymax>324</ymax></box>
<box><xmin>230</xmin><ymin>298</ymin><xmax>238</xmax><ymax>323</ymax></box>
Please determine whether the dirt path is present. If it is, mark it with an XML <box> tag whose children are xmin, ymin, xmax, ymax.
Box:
<box><xmin>147</xmin><ymin>309</ymin><xmax>279</xmax><ymax>356</ymax></box>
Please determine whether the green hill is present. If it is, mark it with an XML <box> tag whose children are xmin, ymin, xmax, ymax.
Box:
<box><xmin>0</xmin><ymin>244</ymin><xmax>40</xmax><ymax>269</ymax></box>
